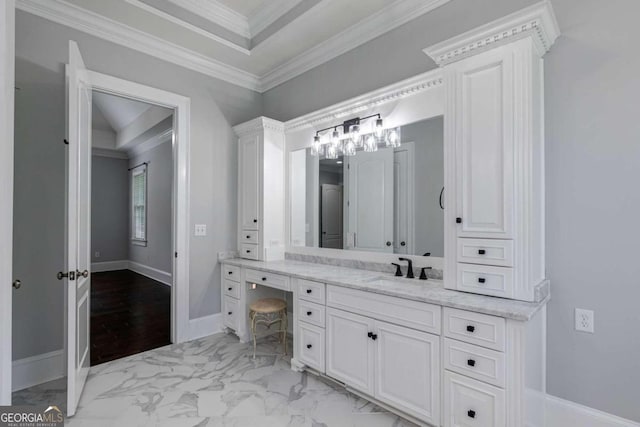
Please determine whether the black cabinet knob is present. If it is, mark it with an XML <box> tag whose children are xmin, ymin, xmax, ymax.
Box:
<box><xmin>262</xmin><ymin>277</ymin><xmax>267</xmax><ymax>281</ymax></box>
<box><xmin>386</xmin><ymin>241</ymin><xmax>392</xmax><ymax>246</ymax></box>
<box><xmin>367</xmin><ymin>332</ymin><xmax>373</xmax><ymax>338</ymax></box>
<box><xmin>228</xmin><ymin>271</ymin><xmax>233</xmax><ymax>275</ymax></box>
<box><xmin>228</xmin><ymin>311</ymin><xmax>232</xmax><ymax>315</ymax></box>
<box><xmin>467</xmin><ymin>359</ymin><xmax>476</xmax><ymax>367</ymax></box>
<box><xmin>306</xmin><ymin>344</ymin><xmax>312</xmax><ymax>349</ymax></box>
<box><xmin>228</xmin><ymin>287</ymin><xmax>233</xmax><ymax>291</ymax></box>
<box><xmin>466</xmin><ymin>325</ymin><xmax>475</xmax><ymax>333</ymax></box>
<box><xmin>371</xmin><ymin>334</ymin><xmax>378</xmax><ymax>341</ymax></box>
<box><xmin>467</xmin><ymin>410</ymin><xmax>476</xmax><ymax>419</ymax></box>
<box><xmin>253</xmin><ymin>219</ymin><xmax>257</xmax><ymax>223</ymax></box>
<box><xmin>306</xmin><ymin>289</ymin><xmax>312</xmax><ymax>294</ymax></box>
<box><xmin>246</xmin><ymin>235</ymin><xmax>251</xmax><ymax>239</ymax></box>
<box><xmin>246</xmin><ymin>250</ymin><xmax>250</xmax><ymax>253</ymax></box>
<box><xmin>478</xmin><ymin>277</ymin><xmax>486</xmax><ymax>283</ymax></box>
<box><xmin>478</xmin><ymin>249</ymin><xmax>486</xmax><ymax>255</ymax></box>
<box><xmin>400</xmin><ymin>241</ymin><xmax>406</xmax><ymax>246</ymax></box>
<box><xmin>307</xmin><ymin>311</ymin><xmax>312</xmax><ymax>316</ymax></box>
<box><xmin>456</xmin><ymin>217</ymin><xmax>462</xmax><ymax>224</ymax></box>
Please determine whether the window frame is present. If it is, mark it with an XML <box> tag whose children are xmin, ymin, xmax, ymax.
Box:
<box><xmin>131</xmin><ymin>164</ymin><xmax>148</xmax><ymax>247</ymax></box>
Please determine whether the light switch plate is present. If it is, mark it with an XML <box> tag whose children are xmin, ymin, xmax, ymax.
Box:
<box><xmin>195</xmin><ymin>224</ymin><xmax>207</xmax><ymax>236</ymax></box>
<box><xmin>575</xmin><ymin>308</ymin><xmax>594</xmax><ymax>333</ymax></box>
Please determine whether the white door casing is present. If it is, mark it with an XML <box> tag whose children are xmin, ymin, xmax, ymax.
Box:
<box><xmin>320</xmin><ymin>184</ymin><xmax>343</xmax><ymax>249</ymax></box>
<box><xmin>239</xmin><ymin>135</ymin><xmax>260</xmax><ymax>231</ymax></box>
<box><xmin>346</xmin><ymin>149</ymin><xmax>394</xmax><ymax>252</ymax></box>
<box><xmin>0</xmin><ymin>0</ymin><xmax>15</xmax><ymax>405</ymax></box>
<box><xmin>66</xmin><ymin>40</ymin><xmax>92</xmax><ymax>417</ymax></box>
<box><xmin>393</xmin><ymin>143</ymin><xmax>415</xmax><ymax>255</ymax></box>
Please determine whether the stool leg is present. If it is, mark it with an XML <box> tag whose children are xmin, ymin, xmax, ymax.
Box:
<box><xmin>251</xmin><ymin>312</ymin><xmax>257</xmax><ymax>359</ymax></box>
<box><xmin>283</xmin><ymin>310</ymin><xmax>288</xmax><ymax>355</ymax></box>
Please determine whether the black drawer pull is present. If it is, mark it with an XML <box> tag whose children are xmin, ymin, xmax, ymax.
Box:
<box><xmin>306</xmin><ymin>344</ymin><xmax>312</xmax><ymax>349</ymax></box>
<box><xmin>478</xmin><ymin>277</ymin><xmax>486</xmax><ymax>283</ymax></box>
<box><xmin>478</xmin><ymin>249</ymin><xmax>486</xmax><ymax>255</ymax></box>
<box><xmin>246</xmin><ymin>235</ymin><xmax>251</xmax><ymax>239</ymax></box>
<box><xmin>228</xmin><ymin>311</ymin><xmax>232</xmax><ymax>315</ymax></box>
<box><xmin>246</xmin><ymin>250</ymin><xmax>251</xmax><ymax>253</ymax></box>
<box><xmin>228</xmin><ymin>287</ymin><xmax>233</xmax><ymax>291</ymax></box>
<box><xmin>228</xmin><ymin>271</ymin><xmax>233</xmax><ymax>275</ymax></box>
<box><xmin>262</xmin><ymin>277</ymin><xmax>267</xmax><ymax>281</ymax></box>
<box><xmin>253</xmin><ymin>219</ymin><xmax>257</xmax><ymax>223</ymax></box>
<box><xmin>456</xmin><ymin>217</ymin><xmax>462</xmax><ymax>223</ymax></box>
<box><xmin>306</xmin><ymin>311</ymin><xmax>312</xmax><ymax>316</ymax></box>
<box><xmin>467</xmin><ymin>410</ymin><xmax>476</xmax><ymax>419</ymax></box>
<box><xmin>466</xmin><ymin>325</ymin><xmax>475</xmax><ymax>333</ymax></box>
<box><xmin>467</xmin><ymin>359</ymin><xmax>476</xmax><ymax>367</ymax></box>
<box><xmin>306</xmin><ymin>289</ymin><xmax>312</xmax><ymax>294</ymax></box>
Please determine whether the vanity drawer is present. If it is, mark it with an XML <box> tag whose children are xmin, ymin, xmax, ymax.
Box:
<box><xmin>456</xmin><ymin>264</ymin><xmax>514</xmax><ymax>299</ymax></box>
<box><xmin>326</xmin><ymin>285</ymin><xmax>441</xmax><ymax>335</ymax></box>
<box><xmin>241</xmin><ymin>230</ymin><xmax>259</xmax><ymax>244</ymax></box>
<box><xmin>223</xmin><ymin>265</ymin><xmax>240</xmax><ymax>282</ymax></box>
<box><xmin>444</xmin><ymin>371</ymin><xmax>505</xmax><ymax>427</ymax></box>
<box><xmin>223</xmin><ymin>279</ymin><xmax>240</xmax><ymax>299</ymax></box>
<box><xmin>298</xmin><ymin>300</ymin><xmax>325</xmax><ymax>328</ymax></box>
<box><xmin>241</xmin><ymin>243</ymin><xmax>259</xmax><ymax>260</ymax></box>
<box><xmin>457</xmin><ymin>239</ymin><xmax>514</xmax><ymax>267</ymax></box>
<box><xmin>223</xmin><ymin>296</ymin><xmax>239</xmax><ymax>330</ymax></box>
<box><xmin>444</xmin><ymin>308</ymin><xmax>505</xmax><ymax>351</ymax></box>
<box><xmin>245</xmin><ymin>268</ymin><xmax>291</xmax><ymax>291</ymax></box>
<box><xmin>298</xmin><ymin>321</ymin><xmax>325</xmax><ymax>373</ymax></box>
<box><xmin>298</xmin><ymin>279</ymin><xmax>325</xmax><ymax>304</ymax></box>
<box><xmin>444</xmin><ymin>338</ymin><xmax>505</xmax><ymax>387</ymax></box>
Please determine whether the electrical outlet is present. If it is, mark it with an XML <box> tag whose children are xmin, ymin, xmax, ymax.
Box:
<box><xmin>95</xmin><ymin>251</ymin><xmax>100</xmax><ymax>258</ymax></box>
<box><xmin>575</xmin><ymin>308</ymin><xmax>594</xmax><ymax>333</ymax></box>
<box><xmin>194</xmin><ymin>224</ymin><xmax>207</xmax><ymax>236</ymax></box>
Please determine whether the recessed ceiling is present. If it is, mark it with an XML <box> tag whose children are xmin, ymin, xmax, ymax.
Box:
<box><xmin>93</xmin><ymin>92</ymin><xmax>154</xmax><ymax>133</ymax></box>
<box><xmin>17</xmin><ymin>0</ymin><xmax>452</xmax><ymax>91</ymax></box>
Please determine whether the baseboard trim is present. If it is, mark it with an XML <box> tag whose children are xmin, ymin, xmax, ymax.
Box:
<box><xmin>187</xmin><ymin>313</ymin><xmax>223</xmax><ymax>341</ymax></box>
<box><xmin>91</xmin><ymin>260</ymin><xmax>129</xmax><ymax>272</ymax></box>
<box><xmin>127</xmin><ymin>261</ymin><xmax>172</xmax><ymax>286</ymax></box>
<box><xmin>546</xmin><ymin>394</ymin><xmax>640</xmax><ymax>427</ymax></box>
<box><xmin>12</xmin><ymin>350</ymin><xmax>64</xmax><ymax>392</ymax></box>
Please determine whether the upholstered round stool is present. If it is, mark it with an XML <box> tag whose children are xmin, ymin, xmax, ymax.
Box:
<box><xmin>249</xmin><ymin>298</ymin><xmax>287</xmax><ymax>359</ymax></box>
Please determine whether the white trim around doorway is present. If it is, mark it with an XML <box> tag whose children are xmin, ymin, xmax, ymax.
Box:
<box><xmin>87</xmin><ymin>70</ymin><xmax>191</xmax><ymax>344</ymax></box>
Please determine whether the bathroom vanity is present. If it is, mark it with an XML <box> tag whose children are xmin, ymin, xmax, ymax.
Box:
<box><xmin>225</xmin><ymin>2</ymin><xmax>559</xmax><ymax>426</ymax></box>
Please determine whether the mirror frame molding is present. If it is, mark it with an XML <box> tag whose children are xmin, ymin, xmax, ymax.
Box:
<box><xmin>284</xmin><ymin>68</ymin><xmax>446</xmax><ymax>269</ymax></box>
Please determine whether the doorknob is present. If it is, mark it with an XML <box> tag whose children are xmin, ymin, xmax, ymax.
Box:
<box><xmin>76</xmin><ymin>270</ymin><xmax>89</xmax><ymax>278</ymax></box>
<box><xmin>12</xmin><ymin>280</ymin><xmax>21</xmax><ymax>289</ymax></box>
<box><xmin>57</xmin><ymin>271</ymin><xmax>75</xmax><ymax>281</ymax></box>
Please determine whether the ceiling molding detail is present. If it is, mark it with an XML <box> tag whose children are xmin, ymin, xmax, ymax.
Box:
<box><xmin>92</xmin><ymin>147</ymin><xmax>129</xmax><ymax>159</ymax></box>
<box><xmin>423</xmin><ymin>0</ymin><xmax>560</xmax><ymax>66</ymax></box>
<box><xmin>259</xmin><ymin>0</ymin><xmax>451</xmax><ymax>92</ymax></box>
<box><xmin>284</xmin><ymin>68</ymin><xmax>444</xmax><ymax>132</ymax></box>
<box><xmin>248</xmin><ymin>0</ymin><xmax>303</xmax><ymax>37</ymax></box>
<box><xmin>16</xmin><ymin>0</ymin><xmax>261</xmax><ymax>90</ymax></box>
<box><xmin>168</xmin><ymin>0</ymin><xmax>250</xmax><ymax>38</ymax></box>
<box><xmin>124</xmin><ymin>0</ymin><xmax>251</xmax><ymax>55</ymax></box>
<box><xmin>233</xmin><ymin>116</ymin><xmax>285</xmax><ymax>137</ymax></box>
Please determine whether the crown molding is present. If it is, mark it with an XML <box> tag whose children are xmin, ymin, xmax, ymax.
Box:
<box><xmin>248</xmin><ymin>0</ymin><xmax>303</xmax><ymax>37</ymax></box>
<box><xmin>423</xmin><ymin>0</ymin><xmax>560</xmax><ymax>67</ymax></box>
<box><xmin>92</xmin><ymin>147</ymin><xmax>129</xmax><ymax>159</ymax></box>
<box><xmin>125</xmin><ymin>0</ymin><xmax>250</xmax><ymax>55</ymax></box>
<box><xmin>127</xmin><ymin>128</ymin><xmax>172</xmax><ymax>158</ymax></box>
<box><xmin>233</xmin><ymin>116</ymin><xmax>285</xmax><ymax>137</ymax></box>
<box><xmin>168</xmin><ymin>0</ymin><xmax>250</xmax><ymax>38</ymax></box>
<box><xmin>284</xmin><ymin>68</ymin><xmax>444</xmax><ymax>132</ymax></box>
<box><xmin>258</xmin><ymin>0</ymin><xmax>451</xmax><ymax>92</ymax></box>
<box><xmin>16</xmin><ymin>0</ymin><xmax>261</xmax><ymax>91</ymax></box>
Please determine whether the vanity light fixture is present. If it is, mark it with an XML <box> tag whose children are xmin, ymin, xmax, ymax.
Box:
<box><xmin>310</xmin><ymin>113</ymin><xmax>399</xmax><ymax>157</ymax></box>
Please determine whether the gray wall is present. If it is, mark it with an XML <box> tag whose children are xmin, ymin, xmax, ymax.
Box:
<box><xmin>402</xmin><ymin>117</ymin><xmax>444</xmax><ymax>257</ymax></box>
<box><xmin>91</xmin><ymin>155</ymin><xmax>129</xmax><ymax>263</ymax></box>
<box><xmin>12</xmin><ymin>57</ymin><xmax>65</xmax><ymax>360</ymax></box>
<box><xmin>14</xmin><ymin>9</ymin><xmax>261</xmax><ymax>361</ymax></box>
<box><xmin>262</xmin><ymin>0</ymin><xmax>640</xmax><ymax>421</ymax></box>
<box><xmin>129</xmin><ymin>141</ymin><xmax>173</xmax><ymax>275</ymax></box>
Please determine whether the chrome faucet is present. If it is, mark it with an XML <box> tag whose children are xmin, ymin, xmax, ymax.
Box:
<box><xmin>398</xmin><ymin>257</ymin><xmax>414</xmax><ymax>279</ymax></box>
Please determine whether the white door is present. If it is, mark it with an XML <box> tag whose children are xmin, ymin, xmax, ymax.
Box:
<box><xmin>346</xmin><ymin>148</ymin><xmax>393</xmax><ymax>252</ymax></box>
<box><xmin>239</xmin><ymin>135</ymin><xmax>260</xmax><ymax>230</ymax></box>
<box><xmin>374</xmin><ymin>320</ymin><xmax>440</xmax><ymax>424</ymax></box>
<box><xmin>393</xmin><ymin>144</ymin><xmax>414</xmax><ymax>254</ymax></box>
<box><xmin>66</xmin><ymin>41</ymin><xmax>92</xmax><ymax>417</ymax></box>
<box><xmin>453</xmin><ymin>46</ymin><xmax>514</xmax><ymax>239</ymax></box>
<box><xmin>325</xmin><ymin>308</ymin><xmax>374</xmax><ymax>395</ymax></box>
<box><xmin>321</xmin><ymin>184</ymin><xmax>343</xmax><ymax>249</ymax></box>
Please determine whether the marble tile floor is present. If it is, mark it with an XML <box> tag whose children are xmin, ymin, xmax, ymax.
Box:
<box><xmin>13</xmin><ymin>333</ymin><xmax>418</xmax><ymax>426</ymax></box>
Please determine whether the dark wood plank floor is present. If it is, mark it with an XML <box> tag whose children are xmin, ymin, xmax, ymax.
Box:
<box><xmin>90</xmin><ymin>270</ymin><xmax>171</xmax><ymax>366</ymax></box>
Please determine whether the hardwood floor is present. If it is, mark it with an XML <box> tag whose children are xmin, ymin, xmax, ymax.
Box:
<box><xmin>90</xmin><ymin>270</ymin><xmax>171</xmax><ymax>366</ymax></box>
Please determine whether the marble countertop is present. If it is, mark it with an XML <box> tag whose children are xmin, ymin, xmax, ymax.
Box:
<box><xmin>222</xmin><ymin>258</ymin><xmax>548</xmax><ymax>321</ymax></box>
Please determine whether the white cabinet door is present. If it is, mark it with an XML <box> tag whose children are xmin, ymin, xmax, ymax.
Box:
<box><xmin>326</xmin><ymin>308</ymin><xmax>375</xmax><ymax>395</ymax></box>
<box><xmin>453</xmin><ymin>45</ymin><xmax>514</xmax><ymax>239</ymax></box>
<box><xmin>239</xmin><ymin>135</ymin><xmax>260</xmax><ymax>230</ymax></box>
<box><xmin>346</xmin><ymin>148</ymin><xmax>394</xmax><ymax>252</ymax></box>
<box><xmin>375</xmin><ymin>321</ymin><xmax>440</xmax><ymax>424</ymax></box>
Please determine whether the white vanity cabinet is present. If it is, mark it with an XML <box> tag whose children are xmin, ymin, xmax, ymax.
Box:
<box><xmin>233</xmin><ymin>117</ymin><xmax>286</xmax><ymax>261</ymax></box>
<box><xmin>439</xmin><ymin>37</ymin><xmax>548</xmax><ymax>302</ymax></box>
